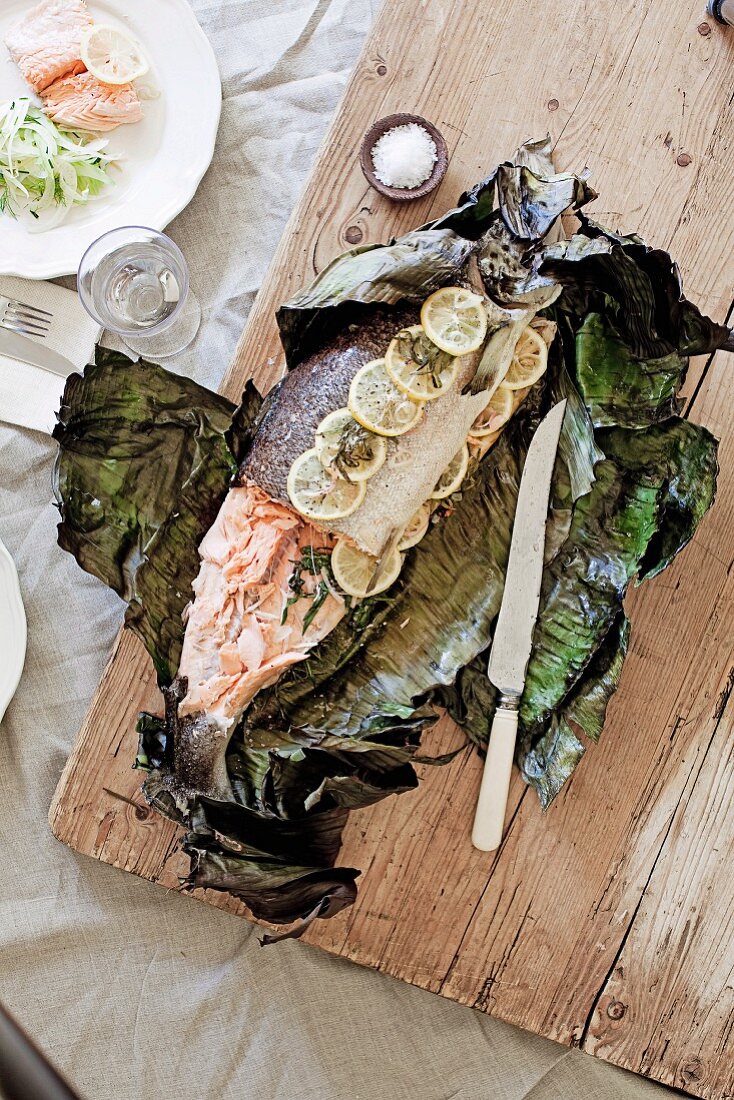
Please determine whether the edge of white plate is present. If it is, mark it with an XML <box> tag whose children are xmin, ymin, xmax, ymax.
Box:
<box><xmin>0</xmin><ymin>538</ymin><xmax>27</xmax><ymax>724</ymax></box>
<box><xmin>2</xmin><ymin>2</ymin><xmax>222</xmax><ymax>280</ymax></box>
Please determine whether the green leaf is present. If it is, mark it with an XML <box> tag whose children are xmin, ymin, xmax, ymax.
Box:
<box><xmin>518</xmin><ymin>718</ymin><xmax>586</xmax><ymax>811</ymax></box>
<box><xmin>520</xmin><ymin>418</ymin><xmax>718</xmax><ymax>740</ymax></box>
<box><xmin>276</xmin><ymin>229</ymin><xmax>475</xmax><ymax>368</ymax></box>
<box><xmin>603</xmin><ymin>419</ymin><xmax>719</xmax><ymax>582</ymax></box>
<box><xmin>428</xmin><ymin>135</ymin><xmax>596</xmax><ymax>241</ymax></box>
<box><xmin>52</xmin><ymin>350</ymin><xmax>261</xmax><ymax>683</ymax></box>
<box><xmin>575</xmin><ymin>313</ymin><xmax>685</xmax><ymax>428</ymax></box>
<box><xmin>543</xmin><ymin>216</ymin><xmax>730</xmax><ymax>358</ymax></box>
<box><xmin>518</xmin><ymin>614</ymin><xmax>630</xmax><ymax>808</ymax></box>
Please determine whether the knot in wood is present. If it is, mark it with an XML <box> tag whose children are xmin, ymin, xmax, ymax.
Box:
<box><xmin>681</xmin><ymin>1059</ymin><xmax>704</xmax><ymax>1084</ymax></box>
<box><xmin>547</xmin><ymin>98</ymin><xmax>559</xmax><ymax>111</ymax></box>
<box><xmin>345</xmin><ymin>225</ymin><xmax>364</xmax><ymax>245</ymax></box>
<box><xmin>698</xmin><ymin>21</ymin><xmax>712</xmax><ymax>35</ymax></box>
<box><xmin>676</xmin><ymin>152</ymin><xmax>693</xmax><ymax>167</ymax></box>
<box><xmin>377</xmin><ymin>64</ymin><xmax>387</xmax><ymax>76</ymax></box>
<box><xmin>607</xmin><ymin>1000</ymin><xmax>626</xmax><ymax>1020</ymax></box>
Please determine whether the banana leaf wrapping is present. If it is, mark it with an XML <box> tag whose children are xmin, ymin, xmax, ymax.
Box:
<box><xmin>53</xmin><ymin>138</ymin><xmax>726</xmax><ymax>940</ymax></box>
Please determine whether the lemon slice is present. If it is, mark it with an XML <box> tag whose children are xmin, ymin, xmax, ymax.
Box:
<box><xmin>287</xmin><ymin>449</ymin><xmax>366</xmax><ymax>521</ymax></box>
<box><xmin>385</xmin><ymin>325</ymin><xmax>458</xmax><ymax>401</ymax></box>
<box><xmin>331</xmin><ymin>539</ymin><xmax>403</xmax><ymax>598</ymax></box>
<box><xmin>315</xmin><ymin>408</ymin><xmax>388</xmax><ymax>482</ymax></box>
<box><xmin>81</xmin><ymin>25</ymin><xmax>150</xmax><ymax>85</ymax></box>
<box><xmin>431</xmin><ymin>443</ymin><xmax>470</xmax><ymax>500</ymax></box>
<box><xmin>349</xmin><ymin>359</ymin><xmax>424</xmax><ymax>437</ymax></box>
<box><xmin>470</xmin><ymin>383</ymin><xmax>514</xmax><ymax>437</ymax></box>
<box><xmin>398</xmin><ymin>502</ymin><xmax>432</xmax><ymax>550</ymax></box>
<box><xmin>421</xmin><ymin>286</ymin><xmax>488</xmax><ymax>355</ymax></box>
<box><xmin>502</xmin><ymin>326</ymin><xmax>549</xmax><ymax>390</ymax></box>
<box><xmin>468</xmin><ymin>428</ymin><xmax>502</xmax><ymax>453</ymax></box>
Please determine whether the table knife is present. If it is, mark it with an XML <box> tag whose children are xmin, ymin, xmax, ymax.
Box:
<box><xmin>471</xmin><ymin>399</ymin><xmax>567</xmax><ymax>852</ymax></box>
<box><xmin>0</xmin><ymin>328</ymin><xmax>74</xmax><ymax>378</ymax></box>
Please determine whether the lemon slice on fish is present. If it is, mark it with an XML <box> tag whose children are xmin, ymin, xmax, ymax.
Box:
<box><xmin>398</xmin><ymin>502</ymin><xmax>432</xmax><ymax>550</ymax></box>
<box><xmin>421</xmin><ymin>287</ymin><xmax>488</xmax><ymax>355</ymax></box>
<box><xmin>470</xmin><ymin>383</ymin><xmax>514</xmax><ymax>437</ymax></box>
<box><xmin>314</xmin><ymin>408</ymin><xmax>388</xmax><ymax>482</ymax></box>
<box><xmin>331</xmin><ymin>540</ymin><xmax>403</xmax><ymax>598</ymax></box>
<box><xmin>502</xmin><ymin>326</ymin><xmax>549</xmax><ymax>390</ymax></box>
<box><xmin>81</xmin><ymin>25</ymin><xmax>150</xmax><ymax>85</ymax></box>
<box><xmin>349</xmin><ymin>359</ymin><xmax>425</xmax><ymax>437</ymax></box>
<box><xmin>431</xmin><ymin>443</ymin><xmax>470</xmax><ymax>500</ymax></box>
<box><xmin>287</xmin><ymin>449</ymin><xmax>366</xmax><ymax>521</ymax></box>
<box><xmin>385</xmin><ymin>325</ymin><xmax>458</xmax><ymax>402</ymax></box>
<box><xmin>468</xmin><ymin>428</ymin><xmax>502</xmax><ymax>457</ymax></box>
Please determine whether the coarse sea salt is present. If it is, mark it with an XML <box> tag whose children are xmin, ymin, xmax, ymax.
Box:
<box><xmin>371</xmin><ymin>122</ymin><xmax>437</xmax><ymax>190</ymax></box>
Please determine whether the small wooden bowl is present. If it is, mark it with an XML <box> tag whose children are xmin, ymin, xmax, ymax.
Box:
<box><xmin>359</xmin><ymin>113</ymin><xmax>448</xmax><ymax>202</ymax></box>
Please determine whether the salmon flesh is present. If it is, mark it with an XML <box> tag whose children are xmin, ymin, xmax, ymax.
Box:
<box><xmin>170</xmin><ymin>483</ymin><xmax>345</xmax><ymax>801</ymax></box>
<box><xmin>42</xmin><ymin>70</ymin><xmax>143</xmax><ymax>131</ymax></box>
<box><xmin>5</xmin><ymin>0</ymin><xmax>143</xmax><ymax>132</ymax></box>
<box><xmin>5</xmin><ymin>0</ymin><xmax>91</xmax><ymax>93</ymax></box>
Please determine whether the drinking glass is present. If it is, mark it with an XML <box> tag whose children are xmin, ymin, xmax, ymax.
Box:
<box><xmin>77</xmin><ymin>226</ymin><xmax>201</xmax><ymax>358</ymax></box>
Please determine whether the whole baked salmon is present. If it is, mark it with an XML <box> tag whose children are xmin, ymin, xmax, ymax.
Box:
<box><xmin>172</xmin><ymin>286</ymin><xmax>545</xmax><ymax>802</ymax></box>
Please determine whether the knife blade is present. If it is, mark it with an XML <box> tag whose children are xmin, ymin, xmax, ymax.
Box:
<box><xmin>471</xmin><ymin>398</ymin><xmax>567</xmax><ymax>852</ymax></box>
<box><xmin>0</xmin><ymin>328</ymin><xmax>74</xmax><ymax>378</ymax></box>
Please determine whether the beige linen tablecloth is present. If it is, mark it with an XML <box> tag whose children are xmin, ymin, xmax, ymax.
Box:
<box><xmin>0</xmin><ymin>2</ymin><xmax>678</xmax><ymax>1097</ymax></box>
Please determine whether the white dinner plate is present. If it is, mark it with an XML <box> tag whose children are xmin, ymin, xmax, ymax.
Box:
<box><xmin>0</xmin><ymin>0</ymin><xmax>221</xmax><ymax>278</ymax></box>
<box><xmin>0</xmin><ymin>537</ymin><xmax>26</xmax><ymax>723</ymax></box>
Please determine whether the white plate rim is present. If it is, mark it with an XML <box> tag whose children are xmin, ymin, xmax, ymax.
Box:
<box><xmin>0</xmin><ymin>538</ymin><xmax>27</xmax><ymax>724</ymax></box>
<box><xmin>0</xmin><ymin>0</ymin><xmax>222</xmax><ymax>280</ymax></box>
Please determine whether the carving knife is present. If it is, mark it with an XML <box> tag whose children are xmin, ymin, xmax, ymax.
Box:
<box><xmin>471</xmin><ymin>399</ymin><xmax>567</xmax><ymax>852</ymax></box>
<box><xmin>0</xmin><ymin>328</ymin><xmax>74</xmax><ymax>378</ymax></box>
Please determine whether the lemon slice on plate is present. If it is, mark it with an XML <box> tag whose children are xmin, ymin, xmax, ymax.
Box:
<box><xmin>81</xmin><ymin>25</ymin><xmax>150</xmax><ymax>85</ymax></box>
<box><xmin>349</xmin><ymin>359</ymin><xmax>425</xmax><ymax>437</ymax></box>
<box><xmin>421</xmin><ymin>286</ymin><xmax>488</xmax><ymax>355</ymax></box>
<box><xmin>431</xmin><ymin>442</ymin><xmax>470</xmax><ymax>500</ymax></box>
<box><xmin>385</xmin><ymin>325</ymin><xmax>458</xmax><ymax>401</ymax></box>
<box><xmin>398</xmin><ymin>501</ymin><xmax>432</xmax><ymax>550</ymax></box>
<box><xmin>287</xmin><ymin>449</ymin><xmax>366</xmax><ymax>521</ymax></box>
<box><xmin>502</xmin><ymin>326</ymin><xmax>549</xmax><ymax>390</ymax></box>
<box><xmin>315</xmin><ymin>408</ymin><xmax>388</xmax><ymax>482</ymax></box>
<box><xmin>331</xmin><ymin>539</ymin><xmax>403</xmax><ymax>598</ymax></box>
<box><xmin>470</xmin><ymin>383</ymin><xmax>514</xmax><ymax>437</ymax></box>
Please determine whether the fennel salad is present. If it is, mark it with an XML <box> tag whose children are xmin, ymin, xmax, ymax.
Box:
<box><xmin>0</xmin><ymin>97</ymin><xmax>116</xmax><ymax>229</ymax></box>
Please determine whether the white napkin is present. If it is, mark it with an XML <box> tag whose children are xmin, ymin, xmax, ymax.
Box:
<box><xmin>0</xmin><ymin>276</ymin><xmax>101</xmax><ymax>435</ymax></box>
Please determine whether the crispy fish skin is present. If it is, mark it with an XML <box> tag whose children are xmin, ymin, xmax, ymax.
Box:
<box><xmin>240</xmin><ymin>305</ymin><xmax>418</xmax><ymax>502</ymax></box>
<box><xmin>240</xmin><ymin>300</ymin><xmax>498</xmax><ymax>554</ymax></box>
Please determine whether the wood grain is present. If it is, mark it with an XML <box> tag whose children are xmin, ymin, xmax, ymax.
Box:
<box><xmin>50</xmin><ymin>1</ymin><xmax>734</xmax><ymax>1095</ymax></box>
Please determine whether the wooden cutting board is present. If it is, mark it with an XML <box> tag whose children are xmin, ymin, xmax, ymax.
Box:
<box><xmin>50</xmin><ymin>1</ymin><xmax>734</xmax><ymax>1095</ymax></box>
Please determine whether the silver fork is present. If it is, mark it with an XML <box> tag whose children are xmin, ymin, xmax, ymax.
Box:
<box><xmin>0</xmin><ymin>296</ymin><xmax>53</xmax><ymax>338</ymax></box>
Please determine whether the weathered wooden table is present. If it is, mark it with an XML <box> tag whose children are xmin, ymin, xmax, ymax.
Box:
<box><xmin>50</xmin><ymin>2</ymin><xmax>734</xmax><ymax>1095</ymax></box>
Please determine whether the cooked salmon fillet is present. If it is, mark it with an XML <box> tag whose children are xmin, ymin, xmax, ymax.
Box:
<box><xmin>178</xmin><ymin>481</ymin><xmax>345</xmax><ymax>731</ymax></box>
<box><xmin>42</xmin><ymin>70</ymin><xmax>143</xmax><ymax>132</ymax></box>
<box><xmin>5</xmin><ymin>0</ymin><xmax>92</xmax><ymax>93</ymax></box>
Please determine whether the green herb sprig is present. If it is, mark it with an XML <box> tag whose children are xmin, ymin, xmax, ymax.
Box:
<box><xmin>282</xmin><ymin>546</ymin><xmax>334</xmax><ymax>632</ymax></box>
<box><xmin>396</xmin><ymin>328</ymin><xmax>453</xmax><ymax>389</ymax></box>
